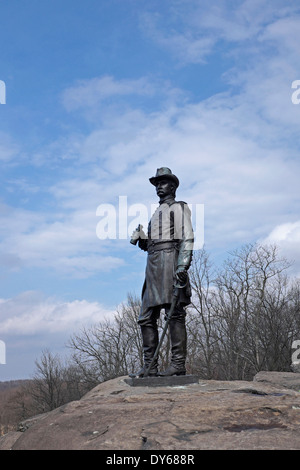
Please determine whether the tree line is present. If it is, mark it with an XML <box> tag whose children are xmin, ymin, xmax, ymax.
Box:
<box><xmin>2</xmin><ymin>243</ymin><xmax>300</xmax><ymax>431</ymax></box>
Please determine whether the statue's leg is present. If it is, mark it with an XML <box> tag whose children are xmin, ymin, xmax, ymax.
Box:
<box><xmin>158</xmin><ymin>305</ymin><xmax>187</xmax><ymax>376</ymax></box>
<box><xmin>129</xmin><ymin>307</ymin><xmax>160</xmax><ymax>378</ymax></box>
<box><xmin>140</xmin><ymin>321</ymin><xmax>159</xmax><ymax>375</ymax></box>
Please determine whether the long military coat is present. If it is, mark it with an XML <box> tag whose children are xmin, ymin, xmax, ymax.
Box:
<box><xmin>139</xmin><ymin>197</ymin><xmax>194</xmax><ymax>317</ymax></box>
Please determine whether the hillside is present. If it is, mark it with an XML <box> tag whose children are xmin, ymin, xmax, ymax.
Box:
<box><xmin>0</xmin><ymin>380</ymin><xmax>32</xmax><ymax>436</ymax></box>
<box><xmin>0</xmin><ymin>371</ymin><xmax>300</xmax><ymax>450</ymax></box>
<box><xmin>0</xmin><ymin>380</ymin><xmax>30</xmax><ymax>391</ymax></box>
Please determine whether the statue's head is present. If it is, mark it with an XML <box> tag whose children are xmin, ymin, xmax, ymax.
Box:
<box><xmin>149</xmin><ymin>167</ymin><xmax>179</xmax><ymax>188</ymax></box>
<box><xmin>149</xmin><ymin>167</ymin><xmax>179</xmax><ymax>199</ymax></box>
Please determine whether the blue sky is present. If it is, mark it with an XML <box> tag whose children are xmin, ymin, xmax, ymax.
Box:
<box><xmin>1</xmin><ymin>0</ymin><xmax>300</xmax><ymax>380</ymax></box>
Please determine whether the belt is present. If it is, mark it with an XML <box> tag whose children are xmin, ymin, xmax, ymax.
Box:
<box><xmin>147</xmin><ymin>241</ymin><xmax>178</xmax><ymax>254</ymax></box>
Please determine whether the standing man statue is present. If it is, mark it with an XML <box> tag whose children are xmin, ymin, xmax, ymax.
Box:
<box><xmin>130</xmin><ymin>168</ymin><xmax>194</xmax><ymax>377</ymax></box>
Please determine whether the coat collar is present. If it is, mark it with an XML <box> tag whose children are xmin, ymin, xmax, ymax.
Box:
<box><xmin>159</xmin><ymin>196</ymin><xmax>176</xmax><ymax>206</ymax></box>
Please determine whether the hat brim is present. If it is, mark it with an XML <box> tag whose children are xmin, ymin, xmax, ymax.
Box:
<box><xmin>149</xmin><ymin>174</ymin><xmax>179</xmax><ymax>188</ymax></box>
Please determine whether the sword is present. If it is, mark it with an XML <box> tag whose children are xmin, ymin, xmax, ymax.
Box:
<box><xmin>143</xmin><ymin>279</ymin><xmax>186</xmax><ymax>378</ymax></box>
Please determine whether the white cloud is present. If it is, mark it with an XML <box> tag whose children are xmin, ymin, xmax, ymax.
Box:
<box><xmin>140</xmin><ymin>10</ymin><xmax>215</xmax><ymax>64</ymax></box>
<box><xmin>261</xmin><ymin>221</ymin><xmax>300</xmax><ymax>275</ymax></box>
<box><xmin>261</xmin><ymin>14</ymin><xmax>300</xmax><ymax>57</ymax></box>
<box><xmin>62</xmin><ymin>75</ymin><xmax>182</xmax><ymax>114</ymax></box>
<box><xmin>140</xmin><ymin>0</ymin><xmax>299</xmax><ymax>64</ymax></box>
<box><xmin>264</xmin><ymin>222</ymin><xmax>300</xmax><ymax>244</ymax></box>
<box><xmin>194</xmin><ymin>0</ymin><xmax>296</xmax><ymax>41</ymax></box>
<box><xmin>0</xmin><ymin>203</ymin><xmax>124</xmax><ymax>277</ymax></box>
<box><xmin>0</xmin><ymin>291</ymin><xmax>116</xmax><ymax>335</ymax></box>
<box><xmin>62</xmin><ymin>75</ymin><xmax>156</xmax><ymax>111</ymax></box>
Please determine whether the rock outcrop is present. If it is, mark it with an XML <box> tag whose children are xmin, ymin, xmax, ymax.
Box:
<box><xmin>1</xmin><ymin>372</ymin><xmax>300</xmax><ymax>450</ymax></box>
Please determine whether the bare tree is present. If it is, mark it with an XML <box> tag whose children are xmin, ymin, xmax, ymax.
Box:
<box><xmin>210</xmin><ymin>244</ymin><xmax>294</xmax><ymax>379</ymax></box>
<box><xmin>187</xmin><ymin>248</ymin><xmax>218</xmax><ymax>378</ymax></box>
<box><xmin>30</xmin><ymin>349</ymin><xmax>65</xmax><ymax>412</ymax></box>
<box><xmin>68</xmin><ymin>294</ymin><xmax>144</xmax><ymax>382</ymax></box>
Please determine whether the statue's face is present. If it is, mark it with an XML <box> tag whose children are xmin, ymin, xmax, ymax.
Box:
<box><xmin>156</xmin><ymin>179</ymin><xmax>174</xmax><ymax>199</ymax></box>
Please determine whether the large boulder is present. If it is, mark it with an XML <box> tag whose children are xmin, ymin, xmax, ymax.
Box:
<box><xmin>254</xmin><ymin>370</ymin><xmax>300</xmax><ymax>392</ymax></box>
<box><xmin>1</xmin><ymin>374</ymin><xmax>300</xmax><ymax>450</ymax></box>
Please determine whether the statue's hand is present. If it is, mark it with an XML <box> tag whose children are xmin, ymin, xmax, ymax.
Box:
<box><xmin>175</xmin><ymin>267</ymin><xmax>187</xmax><ymax>283</ymax></box>
<box><xmin>131</xmin><ymin>230</ymin><xmax>140</xmax><ymax>243</ymax></box>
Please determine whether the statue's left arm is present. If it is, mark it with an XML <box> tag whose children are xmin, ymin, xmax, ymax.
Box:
<box><xmin>174</xmin><ymin>202</ymin><xmax>194</xmax><ymax>282</ymax></box>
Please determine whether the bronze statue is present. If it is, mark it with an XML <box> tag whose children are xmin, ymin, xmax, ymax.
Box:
<box><xmin>130</xmin><ymin>168</ymin><xmax>194</xmax><ymax>377</ymax></box>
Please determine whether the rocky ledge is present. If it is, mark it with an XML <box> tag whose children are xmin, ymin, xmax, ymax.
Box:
<box><xmin>1</xmin><ymin>371</ymin><xmax>300</xmax><ymax>450</ymax></box>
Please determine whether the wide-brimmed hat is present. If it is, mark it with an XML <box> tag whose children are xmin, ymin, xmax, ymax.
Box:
<box><xmin>149</xmin><ymin>167</ymin><xmax>180</xmax><ymax>188</ymax></box>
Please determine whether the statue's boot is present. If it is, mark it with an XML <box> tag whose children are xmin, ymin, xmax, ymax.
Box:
<box><xmin>158</xmin><ymin>318</ymin><xmax>187</xmax><ymax>376</ymax></box>
<box><xmin>129</xmin><ymin>324</ymin><xmax>158</xmax><ymax>378</ymax></box>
